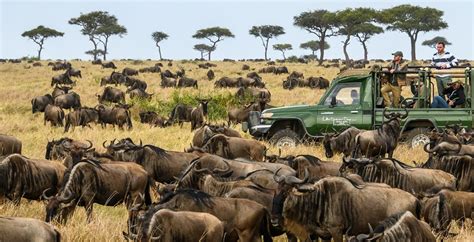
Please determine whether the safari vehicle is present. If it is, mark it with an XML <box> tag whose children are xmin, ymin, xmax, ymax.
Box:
<box><xmin>244</xmin><ymin>66</ymin><xmax>473</xmax><ymax>147</ymax></box>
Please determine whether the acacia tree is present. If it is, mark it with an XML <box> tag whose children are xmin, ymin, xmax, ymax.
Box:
<box><xmin>249</xmin><ymin>25</ymin><xmax>285</xmax><ymax>60</ymax></box>
<box><xmin>21</xmin><ymin>25</ymin><xmax>63</xmax><ymax>60</ymax></box>
<box><xmin>193</xmin><ymin>44</ymin><xmax>215</xmax><ymax>60</ymax></box>
<box><xmin>273</xmin><ymin>44</ymin><xmax>292</xmax><ymax>60</ymax></box>
<box><xmin>151</xmin><ymin>31</ymin><xmax>169</xmax><ymax>60</ymax></box>
<box><xmin>192</xmin><ymin>27</ymin><xmax>234</xmax><ymax>60</ymax></box>
<box><xmin>353</xmin><ymin>22</ymin><xmax>384</xmax><ymax>62</ymax></box>
<box><xmin>69</xmin><ymin>11</ymin><xmax>127</xmax><ymax>61</ymax></box>
<box><xmin>422</xmin><ymin>36</ymin><xmax>451</xmax><ymax>49</ymax></box>
<box><xmin>380</xmin><ymin>4</ymin><xmax>448</xmax><ymax>61</ymax></box>
<box><xmin>85</xmin><ymin>49</ymin><xmax>106</xmax><ymax>60</ymax></box>
<box><xmin>300</xmin><ymin>40</ymin><xmax>329</xmax><ymax>58</ymax></box>
<box><xmin>294</xmin><ymin>10</ymin><xmax>338</xmax><ymax>65</ymax></box>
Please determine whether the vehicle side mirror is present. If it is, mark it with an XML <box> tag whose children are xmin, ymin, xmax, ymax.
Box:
<box><xmin>330</xmin><ymin>96</ymin><xmax>337</xmax><ymax>107</ymax></box>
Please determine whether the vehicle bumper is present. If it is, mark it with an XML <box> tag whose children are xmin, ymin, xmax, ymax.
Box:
<box><xmin>249</xmin><ymin>124</ymin><xmax>271</xmax><ymax>137</ymax></box>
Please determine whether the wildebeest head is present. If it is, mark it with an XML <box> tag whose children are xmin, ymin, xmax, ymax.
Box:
<box><xmin>62</xmin><ymin>140</ymin><xmax>94</xmax><ymax>166</ymax></box>
<box><xmin>271</xmin><ymin>168</ymin><xmax>309</xmax><ymax>226</ymax></box>
<box><xmin>322</xmin><ymin>133</ymin><xmax>337</xmax><ymax>158</ymax></box>
<box><xmin>176</xmin><ymin>158</ymin><xmax>232</xmax><ymax>190</ymax></box>
<box><xmin>339</xmin><ymin>157</ymin><xmax>372</xmax><ymax>174</ymax></box>
<box><xmin>382</xmin><ymin>108</ymin><xmax>408</xmax><ymax>120</ymax></box>
<box><xmin>103</xmin><ymin>138</ymin><xmax>140</xmax><ymax>160</ymax></box>
<box><xmin>45</xmin><ymin>138</ymin><xmax>74</xmax><ymax>160</ymax></box>
<box><xmin>44</xmin><ymin>189</ymin><xmax>75</xmax><ymax>223</ymax></box>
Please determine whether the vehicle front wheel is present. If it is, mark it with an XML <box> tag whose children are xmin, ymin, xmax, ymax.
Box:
<box><xmin>404</xmin><ymin>128</ymin><xmax>431</xmax><ymax>148</ymax></box>
<box><xmin>269</xmin><ymin>129</ymin><xmax>300</xmax><ymax>147</ymax></box>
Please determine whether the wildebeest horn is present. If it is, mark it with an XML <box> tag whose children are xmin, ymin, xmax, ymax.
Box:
<box><xmin>285</xmin><ymin>168</ymin><xmax>309</xmax><ymax>185</ymax></box>
<box><xmin>213</xmin><ymin>159</ymin><xmax>231</xmax><ymax>174</ymax></box>
<box><xmin>273</xmin><ymin>168</ymin><xmax>285</xmax><ymax>183</ymax></box>
<box><xmin>139</xmin><ymin>139</ymin><xmax>143</xmax><ymax>147</ymax></box>
<box><xmin>423</xmin><ymin>143</ymin><xmax>437</xmax><ymax>153</ymax></box>
<box><xmin>278</xmin><ymin>148</ymin><xmax>281</xmax><ymax>158</ymax></box>
<box><xmin>103</xmin><ymin>140</ymin><xmax>108</xmax><ymax>148</ymax></box>
<box><xmin>382</xmin><ymin>108</ymin><xmax>390</xmax><ymax>119</ymax></box>
<box><xmin>42</xmin><ymin>188</ymin><xmax>54</xmax><ymax>200</ymax></box>
<box><xmin>400</xmin><ymin>107</ymin><xmax>408</xmax><ymax>119</ymax></box>
<box><xmin>122</xmin><ymin>231</ymin><xmax>137</xmax><ymax>240</ymax></box>
<box><xmin>84</xmin><ymin>140</ymin><xmax>93</xmax><ymax>150</ymax></box>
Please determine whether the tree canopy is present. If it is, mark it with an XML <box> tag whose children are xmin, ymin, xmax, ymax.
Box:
<box><xmin>21</xmin><ymin>25</ymin><xmax>64</xmax><ymax>59</ymax></box>
<box><xmin>193</xmin><ymin>44</ymin><xmax>215</xmax><ymax>60</ymax></box>
<box><xmin>151</xmin><ymin>31</ymin><xmax>169</xmax><ymax>60</ymax></box>
<box><xmin>300</xmin><ymin>40</ymin><xmax>329</xmax><ymax>57</ymax></box>
<box><xmin>192</xmin><ymin>27</ymin><xmax>234</xmax><ymax>60</ymax></box>
<box><xmin>422</xmin><ymin>36</ymin><xmax>451</xmax><ymax>49</ymax></box>
<box><xmin>294</xmin><ymin>10</ymin><xmax>338</xmax><ymax>65</ymax></box>
<box><xmin>249</xmin><ymin>25</ymin><xmax>285</xmax><ymax>60</ymax></box>
<box><xmin>273</xmin><ymin>43</ymin><xmax>292</xmax><ymax>60</ymax></box>
<box><xmin>380</xmin><ymin>4</ymin><xmax>448</xmax><ymax>60</ymax></box>
<box><xmin>69</xmin><ymin>11</ymin><xmax>127</xmax><ymax>60</ymax></box>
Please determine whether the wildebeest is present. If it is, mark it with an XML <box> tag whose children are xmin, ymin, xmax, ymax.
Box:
<box><xmin>192</xmin><ymin>124</ymin><xmax>242</xmax><ymax>148</ymax></box>
<box><xmin>424</xmin><ymin>141</ymin><xmax>474</xmax><ymax>157</ymax></box>
<box><xmin>190</xmin><ymin>99</ymin><xmax>210</xmax><ymax>130</ymax></box>
<box><xmin>168</xmin><ymin>104</ymin><xmax>193</xmax><ymax>127</ymax></box>
<box><xmin>207</xmin><ymin>69</ymin><xmax>215</xmax><ymax>80</ymax></box>
<box><xmin>92</xmin><ymin>59</ymin><xmax>102</xmax><ymax>65</ymax></box>
<box><xmin>420</xmin><ymin>187</ymin><xmax>474</xmax><ymax>235</ymax></box>
<box><xmin>44</xmin><ymin>159</ymin><xmax>151</xmax><ymax>223</ymax></box>
<box><xmin>177</xmin><ymin>77</ymin><xmax>198</xmax><ymax>88</ymax></box>
<box><xmin>258</xmin><ymin>66</ymin><xmax>276</xmax><ymax>74</ymax></box>
<box><xmin>122</xmin><ymin>67</ymin><xmax>138</xmax><ymax>76</ymax></box>
<box><xmin>348</xmin><ymin>211</ymin><xmax>435</xmax><ymax>242</ymax></box>
<box><xmin>105</xmin><ymin>142</ymin><xmax>199</xmax><ymax>183</ymax></box>
<box><xmin>160</xmin><ymin>73</ymin><xmax>177</xmax><ymax>88</ymax></box>
<box><xmin>102</xmin><ymin>61</ymin><xmax>117</xmax><ymax>69</ymax></box>
<box><xmin>196</xmin><ymin>134</ymin><xmax>267</xmax><ymax>161</ymax></box>
<box><xmin>51</xmin><ymin>85</ymin><xmax>72</xmax><ymax>98</ymax></box>
<box><xmin>235</xmin><ymin>87</ymin><xmax>271</xmax><ymax>102</ymax></box>
<box><xmin>64</xmin><ymin>107</ymin><xmax>99</xmax><ymax>132</ymax></box>
<box><xmin>420</xmin><ymin>154</ymin><xmax>474</xmax><ymax>191</ymax></box>
<box><xmin>323</xmin><ymin>127</ymin><xmax>362</xmax><ymax>158</ymax></box>
<box><xmin>138</xmin><ymin>189</ymin><xmax>272</xmax><ymax>242</ymax></box>
<box><xmin>51</xmin><ymin>72</ymin><xmax>74</xmax><ymax>86</ymax></box>
<box><xmin>97</xmin><ymin>87</ymin><xmax>125</xmax><ymax>104</ymax></box>
<box><xmin>131</xmin><ymin>209</ymin><xmax>225</xmax><ymax>242</ymax></box>
<box><xmin>138</xmin><ymin>111</ymin><xmax>168</xmax><ymax>128</ymax></box>
<box><xmin>271</xmin><ymin>175</ymin><xmax>420</xmax><ymax>242</ymax></box>
<box><xmin>127</xmin><ymin>88</ymin><xmax>153</xmax><ymax>101</ymax></box>
<box><xmin>0</xmin><ymin>154</ymin><xmax>65</xmax><ymax>203</ymax></box>
<box><xmin>352</xmin><ymin>109</ymin><xmax>408</xmax><ymax>158</ymax></box>
<box><xmin>32</xmin><ymin>94</ymin><xmax>54</xmax><ymax>113</ymax></box>
<box><xmin>340</xmin><ymin>157</ymin><xmax>456</xmax><ymax>194</ymax></box>
<box><xmin>214</xmin><ymin>77</ymin><xmax>239</xmax><ymax>88</ymax></box>
<box><xmin>274</xmin><ymin>66</ymin><xmax>289</xmax><ymax>74</ymax></box>
<box><xmin>66</xmin><ymin>67</ymin><xmax>82</xmax><ymax>78</ymax></box>
<box><xmin>271</xmin><ymin>154</ymin><xmax>340</xmax><ymax>182</ymax></box>
<box><xmin>54</xmin><ymin>92</ymin><xmax>81</xmax><ymax>110</ymax></box>
<box><xmin>0</xmin><ymin>134</ymin><xmax>22</xmax><ymax>156</ymax></box>
<box><xmin>161</xmin><ymin>69</ymin><xmax>177</xmax><ymax>78</ymax></box>
<box><xmin>44</xmin><ymin>104</ymin><xmax>65</xmax><ymax>127</ymax></box>
<box><xmin>227</xmin><ymin>101</ymin><xmax>265</xmax><ymax>126</ymax></box>
<box><xmin>124</xmin><ymin>76</ymin><xmax>147</xmax><ymax>91</ymax></box>
<box><xmin>97</xmin><ymin>104</ymin><xmax>133</xmax><ymax>130</ymax></box>
<box><xmin>0</xmin><ymin>217</ymin><xmax>61</xmax><ymax>242</ymax></box>
<box><xmin>51</xmin><ymin>61</ymin><xmax>71</xmax><ymax>71</ymax></box>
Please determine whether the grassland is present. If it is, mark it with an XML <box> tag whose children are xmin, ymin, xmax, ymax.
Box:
<box><xmin>0</xmin><ymin>60</ymin><xmax>472</xmax><ymax>241</ymax></box>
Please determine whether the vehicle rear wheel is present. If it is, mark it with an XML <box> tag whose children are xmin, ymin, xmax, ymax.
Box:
<box><xmin>404</xmin><ymin>128</ymin><xmax>430</xmax><ymax>148</ymax></box>
<box><xmin>269</xmin><ymin>129</ymin><xmax>300</xmax><ymax>147</ymax></box>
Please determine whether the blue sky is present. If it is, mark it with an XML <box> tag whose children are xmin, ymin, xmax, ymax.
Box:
<box><xmin>1</xmin><ymin>0</ymin><xmax>472</xmax><ymax>60</ymax></box>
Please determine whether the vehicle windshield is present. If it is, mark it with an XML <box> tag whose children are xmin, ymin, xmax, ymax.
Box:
<box><xmin>322</xmin><ymin>82</ymin><xmax>362</xmax><ymax>106</ymax></box>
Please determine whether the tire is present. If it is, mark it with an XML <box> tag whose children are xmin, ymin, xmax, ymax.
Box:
<box><xmin>269</xmin><ymin>129</ymin><xmax>300</xmax><ymax>147</ymax></box>
<box><xmin>404</xmin><ymin>128</ymin><xmax>431</xmax><ymax>148</ymax></box>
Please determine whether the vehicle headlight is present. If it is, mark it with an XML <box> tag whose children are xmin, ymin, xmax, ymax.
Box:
<box><xmin>261</xmin><ymin>112</ymin><xmax>273</xmax><ymax>119</ymax></box>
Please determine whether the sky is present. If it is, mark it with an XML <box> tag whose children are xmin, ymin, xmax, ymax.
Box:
<box><xmin>1</xmin><ymin>0</ymin><xmax>473</xmax><ymax>61</ymax></box>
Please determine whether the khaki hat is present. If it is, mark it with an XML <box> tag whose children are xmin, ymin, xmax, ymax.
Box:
<box><xmin>392</xmin><ymin>51</ymin><xmax>403</xmax><ymax>57</ymax></box>
<box><xmin>448</xmin><ymin>80</ymin><xmax>463</xmax><ymax>85</ymax></box>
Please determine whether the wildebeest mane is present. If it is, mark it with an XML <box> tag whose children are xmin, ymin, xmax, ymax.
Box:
<box><xmin>158</xmin><ymin>189</ymin><xmax>215</xmax><ymax>208</ymax></box>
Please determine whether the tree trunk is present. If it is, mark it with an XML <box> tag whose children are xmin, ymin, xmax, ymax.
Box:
<box><xmin>158</xmin><ymin>45</ymin><xmax>163</xmax><ymax>60</ymax></box>
<box><xmin>200</xmin><ymin>51</ymin><xmax>204</xmax><ymax>60</ymax></box>
<box><xmin>264</xmin><ymin>39</ymin><xmax>269</xmax><ymax>61</ymax></box>
<box><xmin>90</xmin><ymin>36</ymin><xmax>98</xmax><ymax>61</ymax></box>
<box><xmin>282</xmin><ymin>51</ymin><xmax>286</xmax><ymax>60</ymax></box>
<box><xmin>318</xmin><ymin>36</ymin><xmax>325</xmax><ymax>65</ymax></box>
<box><xmin>362</xmin><ymin>41</ymin><xmax>368</xmax><ymax>62</ymax></box>
<box><xmin>343</xmin><ymin>35</ymin><xmax>351</xmax><ymax>67</ymax></box>
<box><xmin>410</xmin><ymin>37</ymin><xmax>416</xmax><ymax>61</ymax></box>
<box><xmin>103</xmin><ymin>36</ymin><xmax>109</xmax><ymax>61</ymax></box>
<box><xmin>37</xmin><ymin>45</ymin><xmax>43</xmax><ymax>60</ymax></box>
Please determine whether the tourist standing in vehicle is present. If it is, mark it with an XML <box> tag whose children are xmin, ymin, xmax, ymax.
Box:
<box><xmin>431</xmin><ymin>41</ymin><xmax>459</xmax><ymax>96</ymax></box>
<box><xmin>381</xmin><ymin>51</ymin><xmax>406</xmax><ymax>108</ymax></box>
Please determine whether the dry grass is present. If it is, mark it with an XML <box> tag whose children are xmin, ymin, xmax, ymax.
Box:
<box><xmin>0</xmin><ymin>60</ymin><xmax>472</xmax><ymax>241</ymax></box>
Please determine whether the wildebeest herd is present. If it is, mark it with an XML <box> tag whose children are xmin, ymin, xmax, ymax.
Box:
<box><xmin>0</xmin><ymin>60</ymin><xmax>473</xmax><ymax>241</ymax></box>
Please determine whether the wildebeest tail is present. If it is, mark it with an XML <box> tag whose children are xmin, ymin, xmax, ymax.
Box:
<box><xmin>126</xmin><ymin>110</ymin><xmax>133</xmax><ymax>129</ymax></box>
<box><xmin>31</xmin><ymin>99</ymin><xmax>36</xmax><ymax>113</ymax></box>
<box><xmin>58</xmin><ymin>110</ymin><xmax>65</xmax><ymax>126</ymax></box>
<box><xmin>260</xmin><ymin>212</ymin><xmax>273</xmax><ymax>242</ymax></box>
<box><xmin>144</xmin><ymin>178</ymin><xmax>153</xmax><ymax>206</ymax></box>
<box><xmin>64</xmin><ymin>114</ymin><xmax>70</xmax><ymax>132</ymax></box>
<box><xmin>351</xmin><ymin>135</ymin><xmax>360</xmax><ymax>158</ymax></box>
<box><xmin>415</xmin><ymin>198</ymin><xmax>422</xmax><ymax>219</ymax></box>
<box><xmin>54</xmin><ymin>227</ymin><xmax>61</xmax><ymax>242</ymax></box>
<box><xmin>169</xmin><ymin>105</ymin><xmax>177</xmax><ymax>123</ymax></box>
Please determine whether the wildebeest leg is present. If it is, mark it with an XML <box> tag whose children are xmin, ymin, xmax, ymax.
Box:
<box><xmin>286</xmin><ymin>233</ymin><xmax>298</xmax><ymax>242</ymax></box>
<box><xmin>60</xmin><ymin>204</ymin><xmax>76</xmax><ymax>224</ymax></box>
<box><xmin>85</xmin><ymin>203</ymin><xmax>94</xmax><ymax>223</ymax></box>
<box><xmin>328</xmin><ymin>227</ymin><xmax>343</xmax><ymax>242</ymax></box>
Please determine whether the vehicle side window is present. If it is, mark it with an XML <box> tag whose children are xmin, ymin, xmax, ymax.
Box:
<box><xmin>323</xmin><ymin>82</ymin><xmax>362</xmax><ymax>106</ymax></box>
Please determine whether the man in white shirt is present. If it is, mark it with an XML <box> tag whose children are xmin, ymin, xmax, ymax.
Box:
<box><xmin>431</xmin><ymin>41</ymin><xmax>458</xmax><ymax>96</ymax></box>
